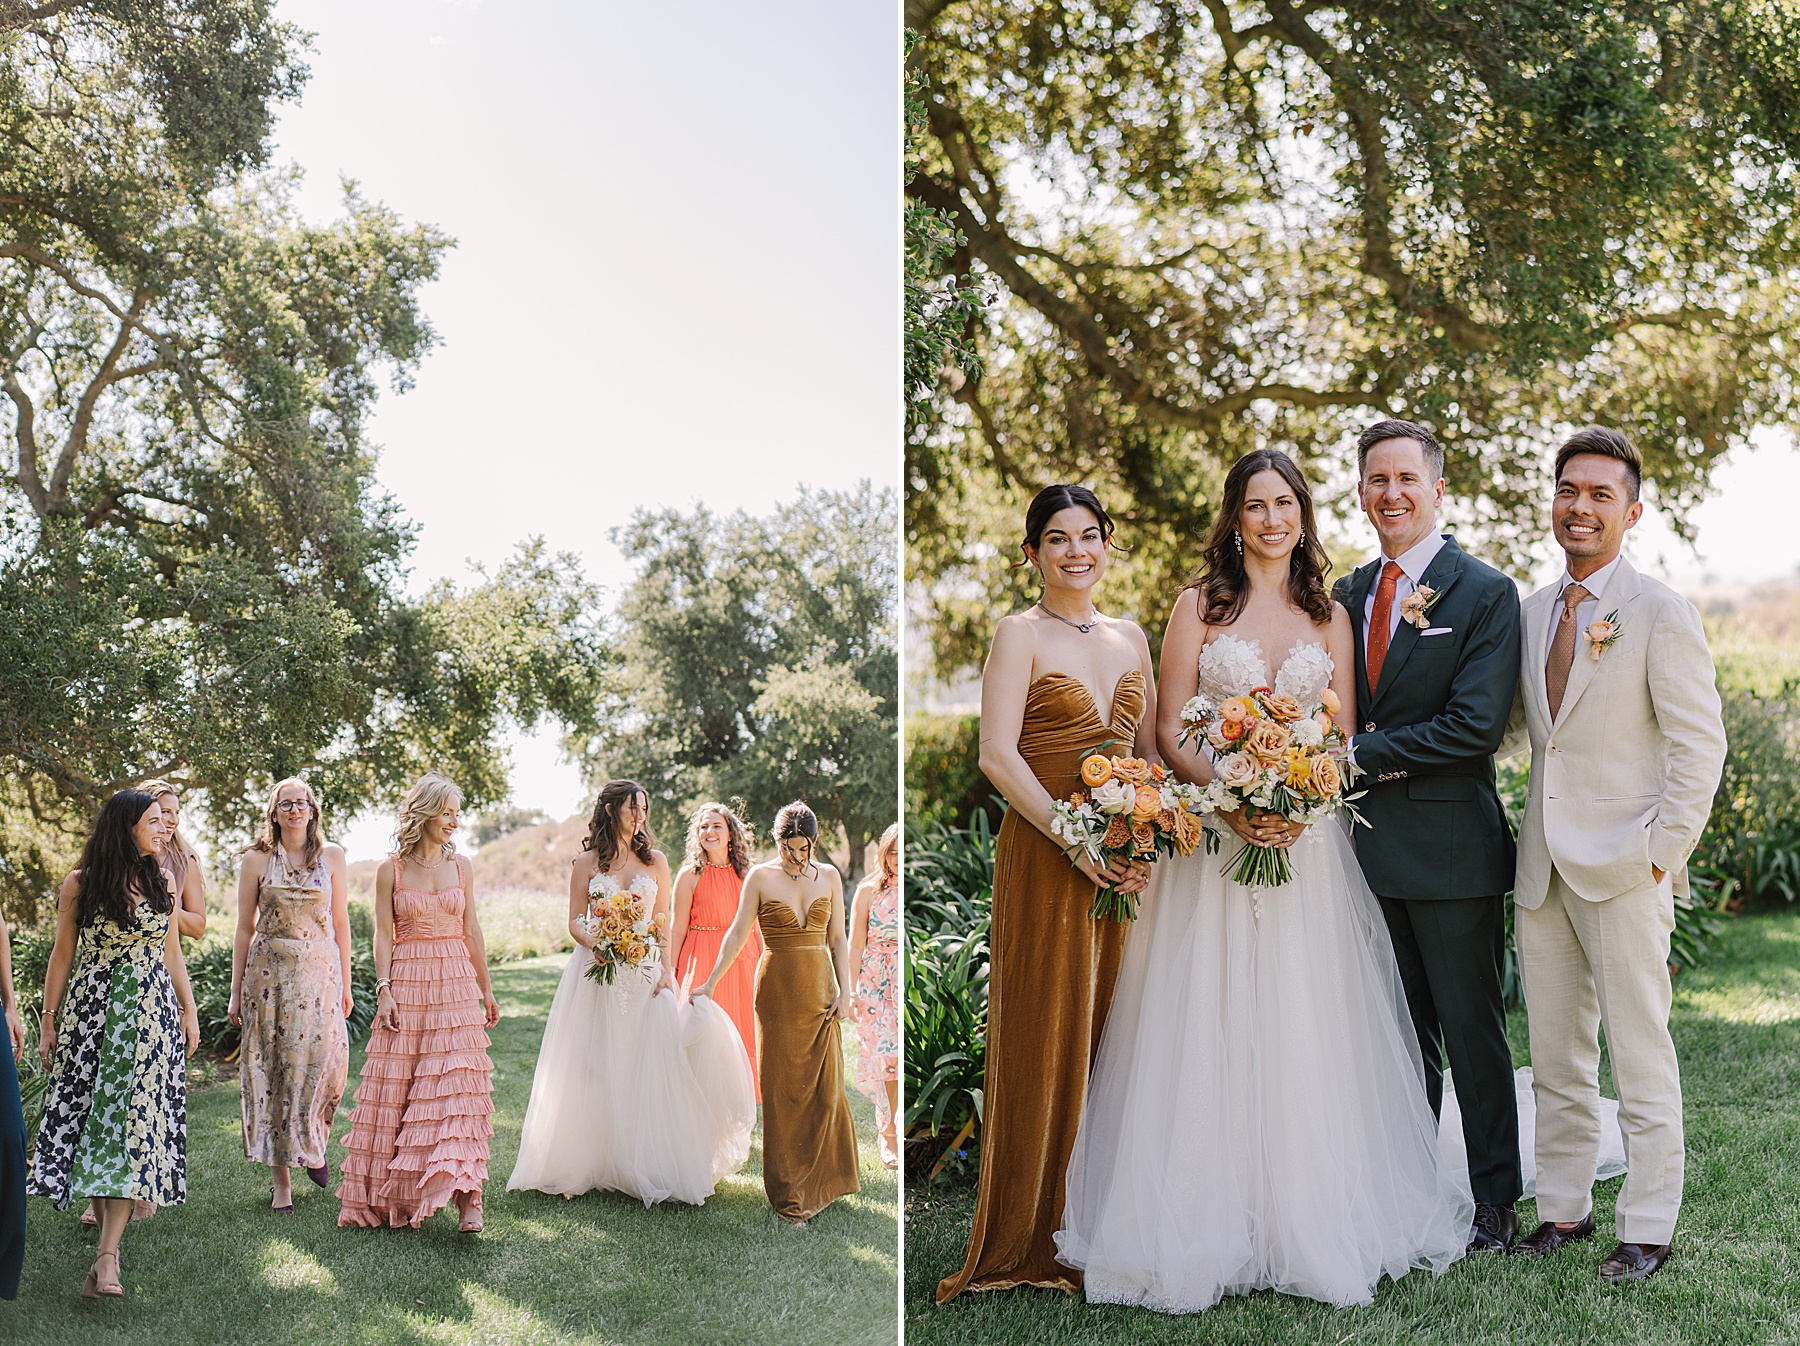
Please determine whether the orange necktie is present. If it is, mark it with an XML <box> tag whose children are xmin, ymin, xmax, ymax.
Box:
<box><xmin>1366</xmin><ymin>560</ymin><xmax>1404</xmax><ymax>696</ymax></box>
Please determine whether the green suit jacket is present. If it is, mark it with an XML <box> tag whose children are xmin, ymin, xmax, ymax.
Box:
<box><xmin>1332</xmin><ymin>535</ymin><xmax>1521</xmax><ymax>901</ymax></box>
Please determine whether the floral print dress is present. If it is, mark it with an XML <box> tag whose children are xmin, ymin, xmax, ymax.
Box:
<box><xmin>28</xmin><ymin>902</ymin><xmax>186</xmax><ymax>1208</ymax></box>
<box><xmin>855</xmin><ymin>876</ymin><xmax>900</xmax><ymax>1125</ymax></box>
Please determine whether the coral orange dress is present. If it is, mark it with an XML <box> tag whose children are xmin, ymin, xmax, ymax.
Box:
<box><xmin>337</xmin><ymin>855</ymin><xmax>493</xmax><ymax>1227</ymax></box>
<box><xmin>675</xmin><ymin>864</ymin><xmax>763</xmax><ymax>1101</ymax></box>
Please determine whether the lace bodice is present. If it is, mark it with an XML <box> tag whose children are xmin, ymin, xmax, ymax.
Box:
<box><xmin>590</xmin><ymin>872</ymin><xmax>659</xmax><ymax>906</ymax></box>
<box><xmin>1195</xmin><ymin>634</ymin><xmax>1334</xmax><ymax>708</ymax></box>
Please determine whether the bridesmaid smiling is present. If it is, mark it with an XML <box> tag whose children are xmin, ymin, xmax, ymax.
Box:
<box><xmin>669</xmin><ymin>801</ymin><xmax>763</xmax><ymax>1101</ymax></box>
<box><xmin>937</xmin><ymin>484</ymin><xmax>1158</xmax><ymax>1302</ymax></box>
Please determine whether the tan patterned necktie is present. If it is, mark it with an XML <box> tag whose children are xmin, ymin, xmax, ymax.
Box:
<box><xmin>1545</xmin><ymin>582</ymin><xmax>1590</xmax><ymax>719</ymax></box>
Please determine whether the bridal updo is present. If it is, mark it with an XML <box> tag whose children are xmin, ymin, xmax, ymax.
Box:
<box><xmin>1190</xmin><ymin>449</ymin><xmax>1333</xmax><ymax>626</ymax></box>
<box><xmin>772</xmin><ymin>800</ymin><xmax>820</xmax><ymax>869</ymax></box>
<box><xmin>1016</xmin><ymin>484</ymin><xmax>1122</xmax><ymax>568</ymax></box>
<box><xmin>584</xmin><ymin>779</ymin><xmax>658</xmax><ymax>871</ymax></box>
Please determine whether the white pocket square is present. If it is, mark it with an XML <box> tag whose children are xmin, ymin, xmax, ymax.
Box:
<box><xmin>1420</xmin><ymin>626</ymin><xmax>1453</xmax><ymax>636</ymax></box>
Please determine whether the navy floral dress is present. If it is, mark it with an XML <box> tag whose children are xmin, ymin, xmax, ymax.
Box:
<box><xmin>27</xmin><ymin>902</ymin><xmax>187</xmax><ymax>1209</ymax></box>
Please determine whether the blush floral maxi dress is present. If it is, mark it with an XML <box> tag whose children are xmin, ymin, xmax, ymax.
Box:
<box><xmin>854</xmin><ymin>874</ymin><xmax>899</xmax><ymax>1135</ymax></box>
<box><xmin>28</xmin><ymin>901</ymin><xmax>187</xmax><ymax>1212</ymax></box>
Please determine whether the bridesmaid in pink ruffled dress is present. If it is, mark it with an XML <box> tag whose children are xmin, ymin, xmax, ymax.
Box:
<box><xmin>337</xmin><ymin>774</ymin><xmax>498</xmax><ymax>1232</ymax></box>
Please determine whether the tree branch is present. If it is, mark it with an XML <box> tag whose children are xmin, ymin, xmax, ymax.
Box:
<box><xmin>0</xmin><ymin>0</ymin><xmax>93</xmax><ymax>33</ymax></box>
<box><xmin>52</xmin><ymin>286</ymin><xmax>150</xmax><ymax>512</ymax></box>
<box><xmin>2</xmin><ymin>372</ymin><xmax>49</xmax><ymax>515</ymax></box>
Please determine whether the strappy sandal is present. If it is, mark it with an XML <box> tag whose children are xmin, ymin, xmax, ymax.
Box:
<box><xmin>456</xmin><ymin>1191</ymin><xmax>483</xmax><ymax>1233</ymax></box>
<box><xmin>131</xmin><ymin>1198</ymin><xmax>155</xmax><ymax>1221</ymax></box>
<box><xmin>82</xmin><ymin>1249</ymin><xmax>123</xmax><ymax>1298</ymax></box>
<box><xmin>79</xmin><ymin>1202</ymin><xmax>98</xmax><ymax>1228</ymax></box>
<box><xmin>270</xmin><ymin>1186</ymin><xmax>295</xmax><ymax>1214</ymax></box>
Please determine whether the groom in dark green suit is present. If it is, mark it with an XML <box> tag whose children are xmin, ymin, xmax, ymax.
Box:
<box><xmin>1331</xmin><ymin>419</ymin><xmax>1524</xmax><ymax>1253</ymax></box>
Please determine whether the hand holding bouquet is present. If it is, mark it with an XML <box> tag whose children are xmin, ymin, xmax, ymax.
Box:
<box><xmin>1049</xmin><ymin>751</ymin><xmax>1215</xmax><ymax>922</ymax></box>
<box><xmin>581</xmin><ymin>875</ymin><xmax>669</xmax><ymax>985</ymax></box>
<box><xmin>1178</xmin><ymin>685</ymin><xmax>1362</xmax><ymax>889</ymax></box>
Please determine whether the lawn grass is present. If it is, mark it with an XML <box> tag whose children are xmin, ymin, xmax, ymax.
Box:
<box><xmin>906</xmin><ymin>909</ymin><xmax>1800</xmax><ymax>1346</ymax></box>
<box><xmin>2</xmin><ymin>956</ymin><xmax>898</xmax><ymax>1345</ymax></box>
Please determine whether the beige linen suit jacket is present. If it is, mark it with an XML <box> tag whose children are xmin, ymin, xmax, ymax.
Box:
<box><xmin>1511</xmin><ymin>557</ymin><xmax>1726</xmax><ymax>908</ymax></box>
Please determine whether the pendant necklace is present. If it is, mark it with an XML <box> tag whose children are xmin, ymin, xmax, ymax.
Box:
<box><xmin>1036</xmin><ymin>600</ymin><xmax>1101</xmax><ymax>634</ymax></box>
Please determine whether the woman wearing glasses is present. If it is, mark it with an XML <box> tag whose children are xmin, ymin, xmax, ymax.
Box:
<box><xmin>228</xmin><ymin>778</ymin><xmax>353</xmax><ymax>1212</ymax></box>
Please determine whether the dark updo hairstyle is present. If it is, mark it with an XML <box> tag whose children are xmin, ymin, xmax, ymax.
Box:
<box><xmin>1016</xmin><ymin>484</ymin><xmax>1121</xmax><ymax>568</ymax></box>
<box><xmin>76</xmin><ymin>789</ymin><xmax>173</xmax><ymax>930</ymax></box>
<box><xmin>772</xmin><ymin>800</ymin><xmax>820</xmax><ymax>873</ymax></box>
<box><xmin>1190</xmin><ymin>449</ymin><xmax>1334</xmax><ymax>626</ymax></box>
<box><xmin>583</xmin><ymin>779</ymin><xmax>657</xmax><ymax>873</ymax></box>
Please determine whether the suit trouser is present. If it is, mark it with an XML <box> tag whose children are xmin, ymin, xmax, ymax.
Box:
<box><xmin>1516</xmin><ymin>866</ymin><xmax>1683</xmax><ymax>1244</ymax></box>
<box><xmin>1378</xmin><ymin>892</ymin><xmax>1522</xmax><ymax>1208</ymax></box>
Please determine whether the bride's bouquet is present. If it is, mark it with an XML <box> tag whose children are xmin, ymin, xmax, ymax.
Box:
<box><xmin>1178</xmin><ymin>685</ymin><xmax>1362</xmax><ymax>889</ymax></box>
<box><xmin>1049</xmin><ymin>751</ymin><xmax>1214</xmax><ymax>922</ymax></box>
<box><xmin>582</xmin><ymin>873</ymin><xmax>668</xmax><ymax>985</ymax></box>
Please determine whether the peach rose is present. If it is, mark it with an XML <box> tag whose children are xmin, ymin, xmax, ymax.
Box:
<box><xmin>1170</xmin><ymin>808</ymin><xmax>1207</xmax><ymax>856</ymax></box>
<box><xmin>1215</xmin><ymin>751</ymin><xmax>1259</xmax><ymax>790</ymax></box>
<box><xmin>1219</xmin><ymin>696</ymin><xmax>1254</xmax><ymax>723</ymax></box>
<box><xmin>1080</xmin><ymin>754</ymin><xmax>1114</xmax><ymax>787</ymax></box>
<box><xmin>1309</xmin><ymin>753</ymin><xmax>1344</xmax><ymax>799</ymax></box>
<box><xmin>1129</xmin><ymin>819</ymin><xmax>1156</xmax><ymax>854</ymax></box>
<box><xmin>1131</xmin><ymin>784</ymin><xmax>1162</xmax><ymax>821</ymax></box>
<box><xmin>1262</xmin><ymin>692</ymin><xmax>1303</xmax><ymax>723</ymax></box>
<box><xmin>1319</xmin><ymin>687</ymin><xmax>1341</xmax><ymax>716</ymax></box>
<box><xmin>1113</xmin><ymin>757</ymin><xmax>1152</xmax><ymax>786</ymax></box>
<box><xmin>1244</xmin><ymin>718</ymin><xmax>1293</xmax><ymax>762</ymax></box>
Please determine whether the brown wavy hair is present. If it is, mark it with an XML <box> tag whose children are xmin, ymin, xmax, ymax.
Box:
<box><xmin>680</xmin><ymin>800</ymin><xmax>754</xmax><ymax>879</ymax></box>
<box><xmin>248</xmin><ymin>777</ymin><xmax>326</xmax><ymax>871</ymax></box>
<box><xmin>583</xmin><ymin>780</ymin><xmax>657</xmax><ymax>873</ymax></box>
<box><xmin>1189</xmin><ymin>449</ymin><xmax>1333</xmax><ymax>626</ymax></box>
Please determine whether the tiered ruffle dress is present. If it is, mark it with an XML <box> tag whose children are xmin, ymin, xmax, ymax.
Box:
<box><xmin>336</xmin><ymin>855</ymin><xmax>492</xmax><ymax>1227</ymax></box>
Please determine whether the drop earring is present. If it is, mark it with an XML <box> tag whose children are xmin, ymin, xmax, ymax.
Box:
<box><xmin>1297</xmin><ymin>527</ymin><xmax>1306</xmax><ymax>545</ymax></box>
<box><xmin>1234</xmin><ymin>530</ymin><xmax>1243</xmax><ymax>555</ymax></box>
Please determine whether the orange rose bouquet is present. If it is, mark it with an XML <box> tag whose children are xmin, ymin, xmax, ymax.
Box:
<box><xmin>1048</xmin><ymin>749</ymin><xmax>1215</xmax><ymax>921</ymax></box>
<box><xmin>1177</xmin><ymin>684</ymin><xmax>1363</xmax><ymax>888</ymax></box>
<box><xmin>581</xmin><ymin>872</ymin><xmax>669</xmax><ymax>985</ymax></box>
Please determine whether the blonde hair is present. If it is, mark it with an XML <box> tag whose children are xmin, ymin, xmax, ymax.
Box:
<box><xmin>249</xmin><ymin>777</ymin><xmax>325</xmax><ymax>870</ymax></box>
<box><xmin>681</xmin><ymin>801</ymin><xmax>754</xmax><ymax>879</ymax></box>
<box><xmin>877</xmin><ymin>822</ymin><xmax>900</xmax><ymax>887</ymax></box>
<box><xmin>139</xmin><ymin>777</ymin><xmax>198</xmax><ymax>872</ymax></box>
<box><xmin>391</xmin><ymin>773</ymin><xmax>464</xmax><ymax>860</ymax></box>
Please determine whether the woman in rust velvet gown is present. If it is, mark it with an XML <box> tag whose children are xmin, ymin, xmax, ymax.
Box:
<box><xmin>937</xmin><ymin>484</ymin><xmax>1159</xmax><ymax>1303</ymax></box>
<box><xmin>670</xmin><ymin>802</ymin><xmax>763</xmax><ymax>1101</ymax></box>
<box><xmin>700</xmin><ymin>801</ymin><xmax>858</xmax><ymax>1225</ymax></box>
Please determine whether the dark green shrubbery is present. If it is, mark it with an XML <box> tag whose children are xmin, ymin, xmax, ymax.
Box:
<box><xmin>905</xmin><ymin>714</ymin><xmax>997</xmax><ymax>832</ymax></box>
<box><xmin>1696</xmin><ymin>681</ymin><xmax>1800</xmax><ymax>907</ymax></box>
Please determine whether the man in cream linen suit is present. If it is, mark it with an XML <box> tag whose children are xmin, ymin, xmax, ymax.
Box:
<box><xmin>1506</xmin><ymin>427</ymin><xmax>1726</xmax><ymax>1285</ymax></box>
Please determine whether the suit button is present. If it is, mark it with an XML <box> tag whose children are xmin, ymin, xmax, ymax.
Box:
<box><xmin>1365</xmin><ymin>722</ymin><xmax>1376</xmax><ymax>733</ymax></box>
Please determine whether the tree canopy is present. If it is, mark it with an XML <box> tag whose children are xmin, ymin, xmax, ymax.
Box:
<box><xmin>583</xmin><ymin>485</ymin><xmax>898</xmax><ymax>880</ymax></box>
<box><xmin>0</xmin><ymin>2</ymin><xmax>610</xmax><ymax>919</ymax></box>
<box><xmin>907</xmin><ymin>1</ymin><xmax>1800</xmax><ymax>674</ymax></box>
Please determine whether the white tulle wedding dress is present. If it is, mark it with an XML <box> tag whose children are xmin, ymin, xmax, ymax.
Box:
<box><xmin>1056</xmin><ymin>636</ymin><xmax>1473</xmax><ymax>1311</ymax></box>
<box><xmin>507</xmin><ymin>873</ymin><xmax>755</xmax><ymax>1206</ymax></box>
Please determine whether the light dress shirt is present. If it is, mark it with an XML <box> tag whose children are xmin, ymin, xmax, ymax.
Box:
<box><xmin>1545</xmin><ymin>553</ymin><xmax>1624</xmax><ymax>666</ymax></box>
<box><xmin>1361</xmin><ymin>530</ymin><xmax>1449</xmax><ymax>662</ymax></box>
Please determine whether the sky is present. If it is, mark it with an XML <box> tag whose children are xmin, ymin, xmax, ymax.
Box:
<box><xmin>261</xmin><ymin>1</ymin><xmax>899</xmax><ymax>857</ymax></box>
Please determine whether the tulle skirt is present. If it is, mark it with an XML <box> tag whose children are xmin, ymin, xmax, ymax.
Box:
<box><xmin>1057</xmin><ymin>818</ymin><xmax>1473</xmax><ymax>1312</ymax></box>
<box><xmin>507</xmin><ymin>948</ymin><xmax>755</xmax><ymax>1206</ymax></box>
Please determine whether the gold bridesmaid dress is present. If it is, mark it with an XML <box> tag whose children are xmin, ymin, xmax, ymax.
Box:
<box><xmin>937</xmin><ymin>669</ymin><xmax>1145</xmax><ymax>1302</ymax></box>
<box><xmin>756</xmin><ymin>890</ymin><xmax>859</xmax><ymax>1221</ymax></box>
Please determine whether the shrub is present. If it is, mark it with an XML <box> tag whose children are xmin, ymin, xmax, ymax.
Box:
<box><xmin>905</xmin><ymin>713</ymin><xmax>998</xmax><ymax>831</ymax></box>
<box><xmin>1696</xmin><ymin>680</ymin><xmax>1800</xmax><ymax>907</ymax></box>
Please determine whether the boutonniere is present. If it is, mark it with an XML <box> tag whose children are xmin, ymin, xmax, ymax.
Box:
<box><xmin>1398</xmin><ymin>583</ymin><xmax>1441</xmax><ymax>629</ymax></box>
<box><xmin>1585</xmin><ymin>610</ymin><xmax>1623</xmax><ymax>660</ymax></box>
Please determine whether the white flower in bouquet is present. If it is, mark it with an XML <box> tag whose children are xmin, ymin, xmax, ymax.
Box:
<box><xmin>1092</xmin><ymin>778</ymin><xmax>1135</xmax><ymax>815</ymax></box>
<box><xmin>1291</xmin><ymin>718</ymin><xmax>1325</xmax><ymax>749</ymax></box>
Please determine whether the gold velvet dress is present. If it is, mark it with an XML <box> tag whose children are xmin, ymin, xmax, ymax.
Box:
<box><xmin>756</xmin><ymin>890</ymin><xmax>859</xmax><ymax>1221</ymax></box>
<box><xmin>937</xmin><ymin>669</ymin><xmax>1145</xmax><ymax>1302</ymax></box>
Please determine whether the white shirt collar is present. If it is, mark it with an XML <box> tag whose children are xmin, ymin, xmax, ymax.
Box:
<box><xmin>1557</xmin><ymin>553</ymin><xmax>1622</xmax><ymax>605</ymax></box>
<box><xmin>1384</xmin><ymin>531</ymin><xmax>1448</xmax><ymax>585</ymax></box>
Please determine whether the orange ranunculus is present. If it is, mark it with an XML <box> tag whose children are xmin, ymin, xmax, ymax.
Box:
<box><xmin>1310</xmin><ymin>753</ymin><xmax>1344</xmax><ymax>799</ymax></box>
<box><xmin>1170</xmin><ymin>808</ymin><xmax>1207</xmax><ymax>856</ymax></box>
<box><xmin>1081</xmin><ymin>754</ymin><xmax>1114</xmax><ymax>787</ymax></box>
<box><xmin>1319</xmin><ymin>687</ymin><xmax>1342</xmax><ymax>716</ymax></box>
<box><xmin>1102</xmin><ymin>816</ymin><xmax>1132</xmax><ymax>850</ymax></box>
<box><xmin>1131</xmin><ymin>784</ymin><xmax>1162</xmax><ymax>821</ymax></box>
<box><xmin>1129</xmin><ymin>819</ymin><xmax>1156</xmax><ymax>854</ymax></box>
<box><xmin>1244</xmin><ymin>718</ymin><xmax>1293</xmax><ymax>762</ymax></box>
<box><xmin>1219</xmin><ymin>696</ymin><xmax>1254</xmax><ymax>723</ymax></box>
<box><xmin>1263</xmin><ymin>692</ymin><xmax>1304</xmax><ymax>723</ymax></box>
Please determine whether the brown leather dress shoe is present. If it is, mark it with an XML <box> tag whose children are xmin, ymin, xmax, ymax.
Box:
<box><xmin>1510</xmin><ymin>1214</ymin><xmax>1597</xmax><ymax>1257</ymax></box>
<box><xmin>1599</xmin><ymin>1241</ymin><xmax>1671</xmax><ymax>1284</ymax></box>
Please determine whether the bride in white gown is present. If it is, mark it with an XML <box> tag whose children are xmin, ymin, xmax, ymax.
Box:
<box><xmin>508</xmin><ymin>781</ymin><xmax>754</xmax><ymax>1206</ymax></box>
<box><xmin>1056</xmin><ymin>451</ymin><xmax>1472</xmax><ymax>1311</ymax></box>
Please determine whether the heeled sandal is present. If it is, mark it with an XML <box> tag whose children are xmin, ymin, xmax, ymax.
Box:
<box><xmin>82</xmin><ymin>1249</ymin><xmax>123</xmax><ymax>1298</ymax></box>
<box><xmin>456</xmin><ymin>1191</ymin><xmax>483</xmax><ymax>1234</ymax></box>
<box><xmin>269</xmin><ymin>1186</ymin><xmax>295</xmax><ymax>1214</ymax></box>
